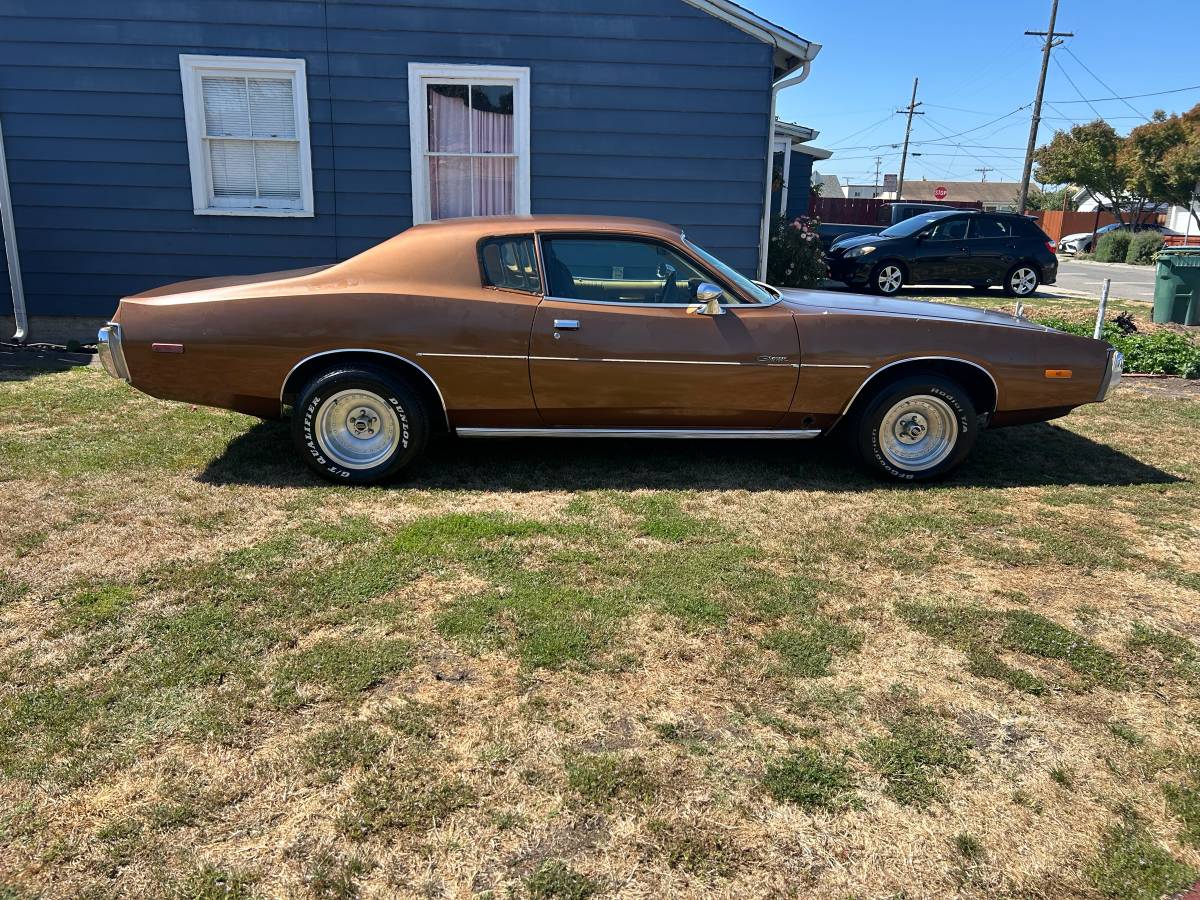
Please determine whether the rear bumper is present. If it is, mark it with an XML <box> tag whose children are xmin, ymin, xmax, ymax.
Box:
<box><xmin>97</xmin><ymin>323</ymin><xmax>130</xmax><ymax>382</ymax></box>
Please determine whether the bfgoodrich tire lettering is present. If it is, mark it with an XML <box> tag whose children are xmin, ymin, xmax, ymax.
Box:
<box><xmin>292</xmin><ymin>366</ymin><xmax>429</xmax><ymax>484</ymax></box>
<box><xmin>852</xmin><ymin>375</ymin><xmax>978</xmax><ymax>482</ymax></box>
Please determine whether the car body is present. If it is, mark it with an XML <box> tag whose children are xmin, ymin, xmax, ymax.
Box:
<box><xmin>1058</xmin><ymin>221</ymin><xmax>1169</xmax><ymax>255</ymax></box>
<box><xmin>98</xmin><ymin>214</ymin><xmax>1122</xmax><ymax>483</ymax></box>
<box><xmin>827</xmin><ymin>209</ymin><xmax>1058</xmax><ymax>297</ymax></box>
<box><xmin>815</xmin><ymin>202</ymin><xmax>952</xmax><ymax>252</ymax></box>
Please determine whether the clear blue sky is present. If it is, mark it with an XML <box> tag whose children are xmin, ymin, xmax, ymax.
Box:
<box><xmin>754</xmin><ymin>0</ymin><xmax>1200</xmax><ymax>187</ymax></box>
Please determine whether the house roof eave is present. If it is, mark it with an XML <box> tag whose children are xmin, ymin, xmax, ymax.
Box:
<box><xmin>680</xmin><ymin>0</ymin><xmax>821</xmax><ymax>77</ymax></box>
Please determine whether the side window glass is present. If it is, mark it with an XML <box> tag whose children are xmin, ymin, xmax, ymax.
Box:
<box><xmin>970</xmin><ymin>217</ymin><xmax>1011</xmax><ymax>239</ymax></box>
<box><xmin>927</xmin><ymin>218</ymin><xmax>969</xmax><ymax>241</ymax></box>
<box><xmin>479</xmin><ymin>236</ymin><xmax>541</xmax><ymax>294</ymax></box>
<box><xmin>540</xmin><ymin>237</ymin><xmax>737</xmax><ymax>305</ymax></box>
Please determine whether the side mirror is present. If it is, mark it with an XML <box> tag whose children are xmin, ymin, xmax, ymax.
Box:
<box><xmin>689</xmin><ymin>282</ymin><xmax>725</xmax><ymax>316</ymax></box>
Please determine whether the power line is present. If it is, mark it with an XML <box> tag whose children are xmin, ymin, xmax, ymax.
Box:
<box><xmin>825</xmin><ymin>112</ymin><xmax>898</xmax><ymax>148</ymax></box>
<box><xmin>1047</xmin><ymin>83</ymin><xmax>1200</xmax><ymax>104</ymax></box>
<box><xmin>1052</xmin><ymin>54</ymin><xmax>1104</xmax><ymax>119</ymax></box>
<box><xmin>1061</xmin><ymin>46</ymin><xmax>1150</xmax><ymax>122</ymax></box>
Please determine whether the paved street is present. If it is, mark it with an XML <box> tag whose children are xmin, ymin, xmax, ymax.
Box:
<box><xmin>1054</xmin><ymin>258</ymin><xmax>1155</xmax><ymax>303</ymax></box>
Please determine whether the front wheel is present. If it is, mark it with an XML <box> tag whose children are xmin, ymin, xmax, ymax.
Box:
<box><xmin>869</xmin><ymin>262</ymin><xmax>905</xmax><ymax>296</ymax></box>
<box><xmin>1003</xmin><ymin>264</ymin><xmax>1039</xmax><ymax>297</ymax></box>
<box><xmin>292</xmin><ymin>366</ymin><xmax>429</xmax><ymax>484</ymax></box>
<box><xmin>852</xmin><ymin>376</ymin><xmax>978</xmax><ymax>481</ymax></box>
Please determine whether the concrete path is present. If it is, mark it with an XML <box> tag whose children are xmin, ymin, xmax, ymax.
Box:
<box><xmin>1055</xmin><ymin>258</ymin><xmax>1155</xmax><ymax>302</ymax></box>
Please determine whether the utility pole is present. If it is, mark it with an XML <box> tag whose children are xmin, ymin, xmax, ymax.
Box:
<box><xmin>895</xmin><ymin>77</ymin><xmax>924</xmax><ymax>201</ymax></box>
<box><xmin>974</xmin><ymin>166</ymin><xmax>994</xmax><ymax>182</ymax></box>
<box><xmin>873</xmin><ymin>156</ymin><xmax>882</xmax><ymax>196</ymax></box>
<box><xmin>1017</xmin><ymin>0</ymin><xmax>1073</xmax><ymax>214</ymax></box>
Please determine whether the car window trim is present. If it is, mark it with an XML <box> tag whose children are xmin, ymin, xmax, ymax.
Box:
<box><xmin>476</xmin><ymin>233</ymin><xmax>543</xmax><ymax>296</ymax></box>
<box><xmin>533</xmin><ymin>231</ymin><xmax>767</xmax><ymax>308</ymax></box>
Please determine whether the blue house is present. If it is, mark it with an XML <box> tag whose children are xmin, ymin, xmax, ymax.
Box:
<box><xmin>0</xmin><ymin>0</ymin><xmax>820</xmax><ymax>342</ymax></box>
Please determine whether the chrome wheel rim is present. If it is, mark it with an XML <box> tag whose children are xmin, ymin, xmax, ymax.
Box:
<box><xmin>315</xmin><ymin>389</ymin><xmax>401</xmax><ymax>470</ymax></box>
<box><xmin>1011</xmin><ymin>267</ymin><xmax>1037</xmax><ymax>296</ymax></box>
<box><xmin>878</xmin><ymin>265</ymin><xmax>903</xmax><ymax>294</ymax></box>
<box><xmin>879</xmin><ymin>394</ymin><xmax>958</xmax><ymax>472</ymax></box>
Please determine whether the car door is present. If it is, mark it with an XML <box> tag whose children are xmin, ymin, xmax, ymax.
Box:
<box><xmin>529</xmin><ymin>234</ymin><xmax>799</xmax><ymax>427</ymax></box>
<box><xmin>967</xmin><ymin>215</ymin><xmax>1017</xmax><ymax>283</ymax></box>
<box><xmin>908</xmin><ymin>216</ymin><xmax>973</xmax><ymax>283</ymax></box>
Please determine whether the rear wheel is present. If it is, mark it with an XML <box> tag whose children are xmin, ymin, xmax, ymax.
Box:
<box><xmin>1003</xmin><ymin>264</ymin><xmax>1039</xmax><ymax>297</ymax></box>
<box><xmin>292</xmin><ymin>366</ymin><xmax>429</xmax><ymax>484</ymax></box>
<box><xmin>870</xmin><ymin>261</ymin><xmax>905</xmax><ymax>296</ymax></box>
<box><xmin>852</xmin><ymin>375</ymin><xmax>977</xmax><ymax>481</ymax></box>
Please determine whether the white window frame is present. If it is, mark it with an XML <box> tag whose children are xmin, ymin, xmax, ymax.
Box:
<box><xmin>407</xmin><ymin>62</ymin><xmax>531</xmax><ymax>224</ymax></box>
<box><xmin>179</xmin><ymin>54</ymin><xmax>315</xmax><ymax>217</ymax></box>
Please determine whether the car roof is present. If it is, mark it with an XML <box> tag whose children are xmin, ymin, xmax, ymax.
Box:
<box><xmin>410</xmin><ymin>214</ymin><xmax>682</xmax><ymax>241</ymax></box>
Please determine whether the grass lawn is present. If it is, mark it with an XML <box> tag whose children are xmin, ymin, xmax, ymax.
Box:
<box><xmin>1</xmin><ymin>364</ymin><xmax>1199</xmax><ymax>899</ymax></box>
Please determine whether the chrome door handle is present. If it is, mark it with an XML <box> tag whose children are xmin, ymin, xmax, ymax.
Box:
<box><xmin>553</xmin><ymin>319</ymin><xmax>580</xmax><ymax>330</ymax></box>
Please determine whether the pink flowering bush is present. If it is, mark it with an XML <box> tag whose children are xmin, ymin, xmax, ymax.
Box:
<box><xmin>766</xmin><ymin>216</ymin><xmax>828</xmax><ymax>288</ymax></box>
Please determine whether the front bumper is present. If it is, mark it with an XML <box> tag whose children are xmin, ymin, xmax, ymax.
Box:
<box><xmin>1097</xmin><ymin>348</ymin><xmax>1124</xmax><ymax>401</ymax></box>
<box><xmin>827</xmin><ymin>255</ymin><xmax>871</xmax><ymax>284</ymax></box>
<box><xmin>97</xmin><ymin>322</ymin><xmax>130</xmax><ymax>382</ymax></box>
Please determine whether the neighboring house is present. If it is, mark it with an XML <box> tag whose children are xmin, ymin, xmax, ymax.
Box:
<box><xmin>844</xmin><ymin>183</ymin><xmax>883</xmax><ymax>200</ymax></box>
<box><xmin>887</xmin><ymin>180</ymin><xmax>1026</xmax><ymax>211</ymax></box>
<box><xmin>770</xmin><ymin>119</ymin><xmax>831</xmax><ymax>220</ymax></box>
<box><xmin>813</xmin><ymin>172</ymin><xmax>844</xmax><ymax>199</ymax></box>
<box><xmin>1165</xmin><ymin>201</ymin><xmax>1199</xmax><ymax>238</ymax></box>
<box><xmin>0</xmin><ymin>0</ymin><xmax>820</xmax><ymax>342</ymax></box>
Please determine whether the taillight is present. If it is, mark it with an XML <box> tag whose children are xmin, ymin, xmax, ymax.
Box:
<box><xmin>1046</xmin><ymin>241</ymin><xmax>1057</xmax><ymax>253</ymax></box>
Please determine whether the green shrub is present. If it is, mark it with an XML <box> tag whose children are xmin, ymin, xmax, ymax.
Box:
<box><xmin>767</xmin><ymin>216</ymin><xmax>827</xmax><ymax>288</ymax></box>
<box><xmin>1094</xmin><ymin>230</ymin><xmax>1132</xmax><ymax>262</ymax></box>
<box><xmin>1034</xmin><ymin>316</ymin><xmax>1200</xmax><ymax>379</ymax></box>
<box><xmin>1126</xmin><ymin>230</ymin><xmax>1164</xmax><ymax>265</ymax></box>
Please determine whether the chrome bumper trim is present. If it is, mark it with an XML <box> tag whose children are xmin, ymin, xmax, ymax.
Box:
<box><xmin>1097</xmin><ymin>348</ymin><xmax>1123</xmax><ymax>401</ymax></box>
<box><xmin>456</xmin><ymin>427</ymin><xmax>822</xmax><ymax>440</ymax></box>
<box><xmin>97</xmin><ymin>322</ymin><xmax>130</xmax><ymax>382</ymax></box>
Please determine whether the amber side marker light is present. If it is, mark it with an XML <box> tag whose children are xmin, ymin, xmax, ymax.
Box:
<box><xmin>1044</xmin><ymin>369</ymin><xmax>1072</xmax><ymax>379</ymax></box>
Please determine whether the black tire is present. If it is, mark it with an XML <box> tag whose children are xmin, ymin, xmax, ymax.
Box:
<box><xmin>869</xmin><ymin>261</ymin><xmax>905</xmax><ymax>296</ymax></box>
<box><xmin>292</xmin><ymin>366</ymin><xmax>429</xmax><ymax>484</ymax></box>
<box><xmin>851</xmin><ymin>375</ymin><xmax>977</xmax><ymax>482</ymax></box>
<box><xmin>1002</xmin><ymin>263</ymin><xmax>1040</xmax><ymax>298</ymax></box>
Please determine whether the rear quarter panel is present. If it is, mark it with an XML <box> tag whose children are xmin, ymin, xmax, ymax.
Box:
<box><xmin>787</xmin><ymin>309</ymin><xmax>1108</xmax><ymax>425</ymax></box>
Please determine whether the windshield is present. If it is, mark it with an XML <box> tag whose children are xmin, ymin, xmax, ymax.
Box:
<box><xmin>879</xmin><ymin>210</ymin><xmax>957</xmax><ymax>239</ymax></box>
<box><xmin>684</xmin><ymin>238</ymin><xmax>776</xmax><ymax>305</ymax></box>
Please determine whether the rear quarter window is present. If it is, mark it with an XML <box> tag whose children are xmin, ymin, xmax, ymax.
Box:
<box><xmin>479</xmin><ymin>236</ymin><xmax>541</xmax><ymax>294</ymax></box>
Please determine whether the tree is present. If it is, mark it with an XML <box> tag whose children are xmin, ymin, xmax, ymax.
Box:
<box><xmin>1022</xmin><ymin>185</ymin><xmax>1077</xmax><ymax>212</ymax></box>
<box><xmin>1033</xmin><ymin>120</ymin><xmax>1144</xmax><ymax>225</ymax></box>
<box><xmin>1122</xmin><ymin>104</ymin><xmax>1200</xmax><ymax>233</ymax></box>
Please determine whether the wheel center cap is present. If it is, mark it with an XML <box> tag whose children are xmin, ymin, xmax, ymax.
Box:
<box><xmin>896</xmin><ymin>413</ymin><xmax>928</xmax><ymax>444</ymax></box>
<box><xmin>348</xmin><ymin>407</ymin><xmax>378</xmax><ymax>438</ymax></box>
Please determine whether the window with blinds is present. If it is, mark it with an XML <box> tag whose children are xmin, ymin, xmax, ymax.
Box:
<box><xmin>180</xmin><ymin>56</ymin><xmax>314</xmax><ymax>217</ymax></box>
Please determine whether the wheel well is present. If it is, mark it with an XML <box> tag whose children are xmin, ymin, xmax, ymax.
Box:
<box><xmin>280</xmin><ymin>351</ymin><xmax>450</xmax><ymax>432</ymax></box>
<box><xmin>843</xmin><ymin>358</ymin><xmax>998</xmax><ymax>421</ymax></box>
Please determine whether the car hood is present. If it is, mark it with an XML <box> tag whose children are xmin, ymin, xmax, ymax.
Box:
<box><xmin>775</xmin><ymin>288</ymin><xmax>1053</xmax><ymax>332</ymax></box>
<box><xmin>830</xmin><ymin>232</ymin><xmax>894</xmax><ymax>252</ymax></box>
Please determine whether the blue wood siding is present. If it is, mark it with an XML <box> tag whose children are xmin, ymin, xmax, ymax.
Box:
<box><xmin>0</xmin><ymin>0</ymin><xmax>774</xmax><ymax>317</ymax></box>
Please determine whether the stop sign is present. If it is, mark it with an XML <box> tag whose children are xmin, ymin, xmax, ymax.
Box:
<box><xmin>934</xmin><ymin>185</ymin><xmax>948</xmax><ymax>200</ymax></box>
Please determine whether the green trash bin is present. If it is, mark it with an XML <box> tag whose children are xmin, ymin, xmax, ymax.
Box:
<box><xmin>1153</xmin><ymin>248</ymin><xmax>1200</xmax><ymax>325</ymax></box>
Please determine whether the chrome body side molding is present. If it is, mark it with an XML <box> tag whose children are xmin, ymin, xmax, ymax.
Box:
<box><xmin>456</xmin><ymin>427</ymin><xmax>822</xmax><ymax>440</ymax></box>
<box><xmin>280</xmin><ymin>348</ymin><xmax>451</xmax><ymax>429</ymax></box>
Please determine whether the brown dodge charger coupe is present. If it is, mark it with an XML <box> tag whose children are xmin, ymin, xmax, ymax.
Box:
<box><xmin>98</xmin><ymin>215</ymin><xmax>1123</xmax><ymax>483</ymax></box>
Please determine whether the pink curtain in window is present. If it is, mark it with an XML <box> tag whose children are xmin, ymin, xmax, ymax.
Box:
<box><xmin>428</xmin><ymin>88</ymin><xmax>515</xmax><ymax>218</ymax></box>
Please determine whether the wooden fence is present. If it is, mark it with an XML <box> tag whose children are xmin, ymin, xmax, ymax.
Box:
<box><xmin>808</xmin><ymin>196</ymin><xmax>980</xmax><ymax>225</ymax></box>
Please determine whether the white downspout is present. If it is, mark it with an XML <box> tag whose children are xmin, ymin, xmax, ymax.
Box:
<box><xmin>0</xmin><ymin>114</ymin><xmax>28</xmax><ymax>344</ymax></box>
<box><xmin>758</xmin><ymin>60</ymin><xmax>812</xmax><ymax>281</ymax></box>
